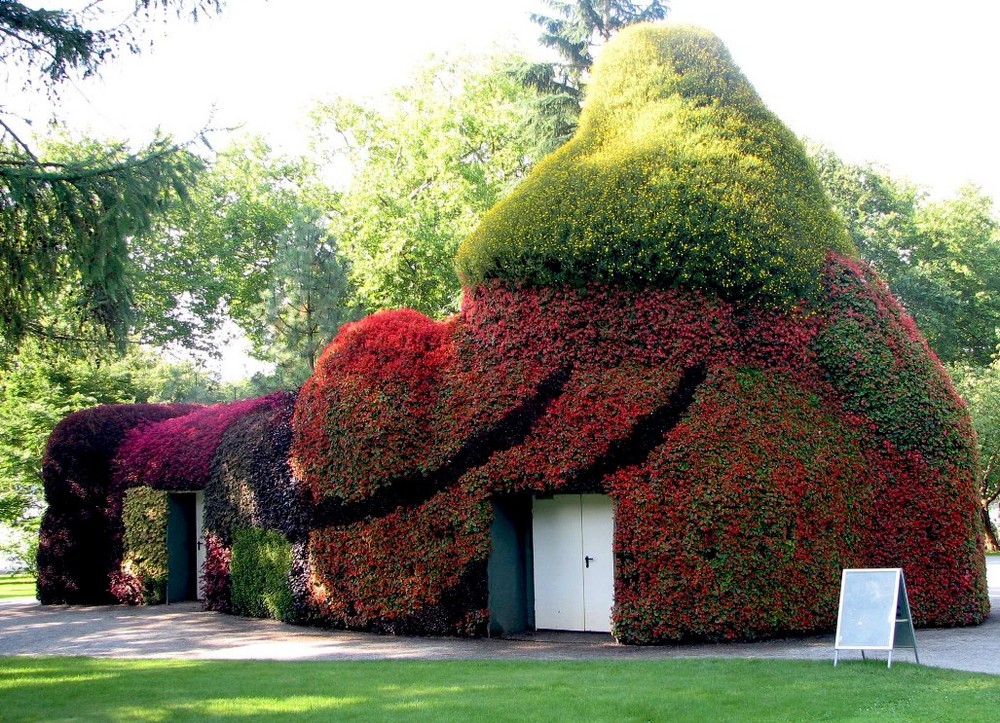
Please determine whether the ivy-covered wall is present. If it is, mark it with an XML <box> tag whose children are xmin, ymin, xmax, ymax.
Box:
<box><xmin>113</xmin><ymin>394</ymin><xmax>289</xmax><ymax>493</ymax></box>
<box><xmin>38</xmin><ymin>395</ymin><xmax>289</xmax><ymax>606</ymax></box>
<box><xmin>37</xmin><ymin>403</ymin><xmax>198</xmax><ymax>604</ymax></box>
<box><xmin>105</xmin><ymin>393</ymin><xmax>290</xmax><ymax>605</ymax></box>
<box><xmin>201</xmin><ymin>391</ymin><xmax>307</xmax><ymax>621</ymax></box>
<box><xmin>289</xmin><ymin>23</ymin><xmax>988</xmax><ymax>642</ymax></box>
<box><xmin>290</xmin><ymin>259</ymin><xmax>987</xmax><ymax>642</ymax></box>
<box><xmin>115</xmin><ymin>486</ymin><xmax>169</xmax><ymax>605</ymax></box>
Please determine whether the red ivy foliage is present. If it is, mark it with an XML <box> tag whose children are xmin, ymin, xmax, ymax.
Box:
<box><xmin>201</xmin><ymin>533</ymin><xmax>232</xmax><ymax>612</ymax></box>
<box><xmin>114</xmin><ymin>393</ymin><xmax>288</xmax><ymax>493</ymax></box>
<box><xmin>291</xmin><ymin>253</ymin><xmax>988</xmax><ymax>642</ymax></box>
<box><xmin>294</xmin><ymin>309</ymin><xmax>458</xmax><ymax>503</ymax></box>
<box><xmin>37</xmin><ymin>403</ymin><xmax>199</xmax><ymax>604</ymax></box>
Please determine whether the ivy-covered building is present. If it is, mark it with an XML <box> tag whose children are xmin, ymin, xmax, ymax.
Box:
<box><xmin>38</xmin><ymin>24</ymin><xmax>990</xmax><ymax>643</ymax></box>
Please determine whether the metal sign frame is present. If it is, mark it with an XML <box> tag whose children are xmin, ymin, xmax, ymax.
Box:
<box><xmin>834</xmin><ymin>567</ymin><xmax>919</xmax><ymax>668</ymax></box>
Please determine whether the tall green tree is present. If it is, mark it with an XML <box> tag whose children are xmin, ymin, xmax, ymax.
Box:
<box><xmin>511</xmin><ymin>0</ymin><xmax>668</xmax><ymax>154</ymax></box>
<box><xmin>949</xmin><ymin>363</ymin><xmax>1000</xmax><ymax>551</ymax></box>
<box><xmin>1</xmin><ymin>135</ymin><xmax>202</xmax><ymax>358</ymax></box>
<box><xmin>311</xmin><ymin>54</ymin><xmax>540</xmax><ymax>317</ymax></box>
<box><xmin>906</xmin><ymin>187</ymin><xmax>1000</xmax><ymax>366</ymax></box>
<box><xmin>134</xmin><ymin>138</ymin><xmax>303</xmax><ymax>352</ymax></box>
<box><xmin>811</xmin><ymin>147</ymin><xmax>1000</xmax><ymax>366</ymax></box>
<box><xmin>249</xmin><ymin>214</ymin><xmax>360</xmax><ymax>389</ymax></box>
<box><xmin>808</xmin><ymin>145</ymin><xmax>920</xmax><ymax>283</ymax></box>
<box><xmin>1</xmin><ymin>0</ymin><xmax>224</xmax><ymax>359</ymax></box>
<box><xmin>146</xmin><ymin>138</ymin><xmax>357</xmax><ymax>381</ymax></box>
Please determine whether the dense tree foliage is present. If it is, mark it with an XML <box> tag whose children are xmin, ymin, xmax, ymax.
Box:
<box><xmin>1</xmin><ymin>135</ymin><xmax>202</xmax><ymax>357</ymax></box>
<box><xmin>907</xmin><ymin>187</ymin><xmax>1000</xmax><ymax>366</ymax></box>
<box><xmin>1</xmin><ymin>0</ymin><xmax>223</xmax><ymax>358</ymax></box>
<box><xmin>302</xmin><ymin>4</ymin><xmax>670</xmax><ymax>319</ymax></box>
<box><xmin>311</xmin><ymin>54</ymin><xmax>542</xmax><ymax>317</ymax></box>
<box><xmin>950</xmin><ymin>364</ymin><xmax>1000</xmax><ymax>551</ymax></box>
<box><xmin>253</xmin><ymin>214</ymin><xmax>358</xmax><ymax>387</ymax></box>
<box><xmin>1</xmin><ymin>136</ymin><xmax>351</xmax><ymax>568</ymax></box>
<box><xmin>144</xmin><ymin>138</ymin><xmax>357</xmax><ymax>383</ymax></box>
<box><xmin>812</xmin><ymin>147</ymin><xmax>1000</xmax><ymax>366</ymax></box>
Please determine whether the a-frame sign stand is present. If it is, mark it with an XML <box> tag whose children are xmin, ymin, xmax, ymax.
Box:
<box><xmin>834</xmin><ymin>568</ymin><xmax>919</xmax><ymax>668</ymax></box>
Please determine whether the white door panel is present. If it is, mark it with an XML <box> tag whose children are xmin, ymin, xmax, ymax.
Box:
<box><xmin>533</xmin><ymin>496</ymin><xmax>586</xmax><ymax>630</ymax></box>
<box><xmin>195</xmin><ymin>491</ymin><xmax>206</xmax><ymax>601</ymax></box>
<box><xmin>581</xmin><ymin>494</ymin><xmax>614</xmax><ymax>633</ymax></box>
<box><xmin>532</xmin><ymin>494</ymin><xmax>614</xmax><ymax>632</ymax></box>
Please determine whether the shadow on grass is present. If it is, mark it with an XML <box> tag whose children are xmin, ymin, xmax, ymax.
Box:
<box><xmin>1</xmin><ymin>657</ymin><xmax>998</xmax><ymax>722</ymax></box>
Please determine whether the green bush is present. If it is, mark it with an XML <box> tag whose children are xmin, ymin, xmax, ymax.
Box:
<box><xmin>230</xmin><ymin>526</ymin><xmax>294</xmax><ymax>622</ymax></box>
<box><xmin>120</xmin><ymin>487</ymin><xmax>168</xmax><ymax>604</ymax></box>
<box><xmin>455</xmin><ymin>24</ymin><xmax>853</xmax><ymax>307</ymax></box>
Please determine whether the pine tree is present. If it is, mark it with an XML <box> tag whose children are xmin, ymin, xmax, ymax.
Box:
<box><xmin>0</xmin><ymin>1</ymin><xmax>223</xmax><ymax>359</ymax></box>
<box><xmin>511</xmin><ymin>0</ymin><xmax>668</xmax><ymax>154</ymax></box>
<box><xmin>253</xmin><ymin>215</ymin><xmax>360</xmax><ymax>388</ymax></box>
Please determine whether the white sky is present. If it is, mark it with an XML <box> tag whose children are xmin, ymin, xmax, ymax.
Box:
<box><xmin>11</xmin><ymin>0</ymin><xmax>998</xmax><ymax>201</ymax></box>
<box><xmin>7</xmin><ymin>0</ymin><xmax>1000</xmax><ymax>379</ymax></box>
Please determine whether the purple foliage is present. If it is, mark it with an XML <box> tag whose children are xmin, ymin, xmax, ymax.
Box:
<box><xmin>201</xmin><ymin>391</ymin><xmax>311</xmax><ymax>613</ymax></box>
<box><xmin>37</xmin><ymin>403</ymin><xmax>199</xmax><ymax>604</ymax></box>
<box><xmin>113</xmin><ymin>393</ymin><xmax>288</xmax><ymax>492</ymax></box>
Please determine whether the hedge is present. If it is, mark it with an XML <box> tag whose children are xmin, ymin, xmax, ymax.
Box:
<box><xmin>230</xmin><ymin>526</ymin><xmax>295</xmax><ymax>622</ymax></box>
<box><xmin>291</xmin><ymin>254</ymin><xmax>988</xmax><ymax>642</ymax></box>
<box><xmin>37</xmin><ymin>403</ymin><xmax>198</xmax><ymax>604</ymax></box>
<box><xmin>455</xmin><ymin>24</ymin><xmax>853</xmax><ymax>308</ymax></box>
<box><xmin>201</xmin><ymin>392</ymin><xmax>309</xmax><ymax>618</ymax></box>
<box><xmin>114</xmin><ymin>486</ymin><xmax>169</xmax><ymax>605</ymax></box>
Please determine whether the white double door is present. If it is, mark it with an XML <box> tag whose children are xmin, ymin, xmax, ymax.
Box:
<box><xmin>532</xmin><ymin>494</ymin><xmax>614</xmax><ymax>633</ymax></box>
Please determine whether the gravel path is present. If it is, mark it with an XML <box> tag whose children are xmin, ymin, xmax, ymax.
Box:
<box><xmin>2</xmin><ymin>559</ymin><xmax>997</xmax><ymax>673</ymax></box>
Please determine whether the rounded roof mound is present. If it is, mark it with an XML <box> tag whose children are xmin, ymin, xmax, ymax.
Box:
<box><xmin>455</xmin><ymin>24</ymin><xmax>854</xmax><ymax>306</ymax></box>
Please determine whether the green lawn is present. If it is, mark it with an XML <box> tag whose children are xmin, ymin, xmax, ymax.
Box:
<box><xmin>1</xmin><ymin>657</ymin><xmax>997</xmax><ymax>721</ymax></box>
<box><xmin>0</xmin><ymin>573</ymin><xmax>35</xmax><ymax>600</ymax></box>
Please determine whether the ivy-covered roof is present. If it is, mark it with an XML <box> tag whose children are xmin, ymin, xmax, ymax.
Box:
<box><xmin>455</xmin><ymin>24</ymin><xmax>854</xmax><ymax>306</ymax></box>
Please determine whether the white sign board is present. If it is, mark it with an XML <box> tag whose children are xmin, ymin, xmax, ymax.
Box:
<box><xmin>834</xmin><ymin>568</ymin><xmax>919</xmax><ymax>667</ymax></box>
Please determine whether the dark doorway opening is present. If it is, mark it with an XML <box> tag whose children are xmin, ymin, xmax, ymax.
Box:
<box><xmin>488</xmin><ymin>496</ymin><xmax>534</xmax><ymax>636</ymax></box>
<box><xmin>167</xmin><ymin>493</ymin><xmax>197</xmax><ymax>603</ymax></box>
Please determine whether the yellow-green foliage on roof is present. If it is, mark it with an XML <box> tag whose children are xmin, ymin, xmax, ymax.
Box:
<box><xmin>455</xmin><ymin>24</ymin><xmax>854</xmax><ymax>306</ymax></box>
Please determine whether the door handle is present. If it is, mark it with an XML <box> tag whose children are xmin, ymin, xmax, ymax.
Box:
<box><xmin>585</xmin><ymin>556</ymin><xmax>594</xmax><ymax>568</ymax></box>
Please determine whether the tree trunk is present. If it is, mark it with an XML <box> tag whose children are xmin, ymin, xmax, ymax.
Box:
<box><xmin>981</xmin><ymin>505</ymin><xmax>1000</xmax><ymax>552</ymax></box>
